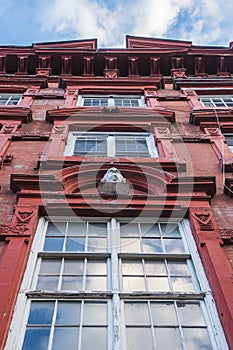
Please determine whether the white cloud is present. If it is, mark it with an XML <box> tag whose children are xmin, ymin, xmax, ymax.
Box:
<box><xmin>36</xmin><ymin>0</ymin><xmax>233</xmax><ymax>47</ymax></box>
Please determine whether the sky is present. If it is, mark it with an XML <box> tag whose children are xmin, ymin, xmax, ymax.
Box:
<box><xmin>0</xmin><ymin>0</ymin><xmax>232</xmax><ymax>48</ymax></box>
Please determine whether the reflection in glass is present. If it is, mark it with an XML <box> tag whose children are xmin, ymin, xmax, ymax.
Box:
<box><xmin>47</xmin><ymin>222</ymin><xmax>66</xmax><ymax>236</ymax></box>
<box><xmin>52</xmin><ymin>328</ymin><xmax>79</xmax><ymax>350</ymax></box>
<box><xmin>154</xmin><ymin>327</ymin><xmax>181</xmax><ymax>350</ymax></box>
<box><xmin>141</xmin><ymin>223</ymin><xmax>160</xmax><ymax>236</ymax></box>
<box><xmin>120</xmin><ymin>223</ymin><xmax>139</xmax><ymax>236</ymax></box>
<box><xmin>56</xmin><ymin>302</ymin><xmax>81</xmax><ymax>324</ymax></box>
<box><xmin>37</xmin><ymin>276</ymin><xmax>59</xmax><ymax>290</ymax></box>
<box><xmin>88</xmin><ymin>223</ymin><xmax>107</xmax><ymax>236</ymax></box>
<box><xmin>145</xmin><ymin>260</ymin><xmax>166</xmax><ymax>275</ymax></box>
<box><xmin>85</xmin><ymin>276</ymin><xmax>106</xmax><ymax>291</ymax></box>
<box><xmin>122</xmin><ymin>261</ymin><xmax>143</xmax><ymax>275</ymax></box>
<box><xmin>147</xmin><ymin>277</ymin><xmax>170</xmax><ymax>291</ymax></box>
<box><xmin>83</xmin><ymin>303</ymin><xmax>107</xmax><ymax>325</ymax></box>
<box><xmin>178</xmin><ymin>303</ymin><xmax>206</xmax><ymax>326</ymax></box>
<box><xmin>87</xmin><ymin>237</ymin><xmax>106</xmax><ymax>252</ymax></box>
<box><xmin>124</xmin><ymin>302</ymin><xmax>150</xmax><ymax>325</ymax></box>
<box><xmin>183</xmin><ymin>328</ymin><xmax>212</xmax><ymax>350</ymax></box>
<box><xmin>61</xmin><ymin>276</ymin><xmax>83</xmax><ymax>290</ymax></box>
<box><xmin>43</xmin><ymin>237</ymin><xmax>64</xmax><ymax>251</ymax></box>
<box><xmin>68</xmin><ymin>222</ymin><xmax>86</xmax><ymax>236</ymax></box>
<box><xmin>66</xmin><ymin>237</ymin><xmax>85</xmax><ymax>252</ymax></box>
<box><xmin>172</xmin><ymin>277</ymin><xmax>195</xmax><ymax>292</ymax></box>
<box><xmin>126</xmin><ymin>328</ymin><xmax>153</xmax><ymax>350</ymax></box>
<box><xmin>164</xmin><ymin>239</ymin><xmax>184</xmax><ymax>253</ymax></box>
<box><xmin>150</xmin><ymin>302</ymin><xmax>177</xmax><ymax>325</ymax></box>
<box><xmin>39</xmin><ymin>259</ymin><xmax>61</xmax><ymax>274</ymax></box>
<box><xmin>63</xmin><ymin>260</ymin><xmax>84</xmax><ymax>274</ymax></box>
<box><xmin>121</xmin><ymin>238</ymin><xmax>140</xmax><ymax>252</ymax></box>
<box><xmin>22</xmin><ymin>328</ymin><xmax>50</xmax><ymax>350</ymax></box>
<box><xmin>142</xmin><ymin>238</ymin><xmax>163</xmax><ymax>253</ymax></box>
<box><xmin>28</xmin><ymin>301</ymin><xmax>54</xmax><ymax>324</ymax></box>
<box><xmin>123</xmin><ymin>276</ymin><xmax>145</xmax><ymax>291</ymax></box>
<box><xmin>81</xmin><ymin>327</ymin><xmax>107</xmax><ymax>350</ymax></box>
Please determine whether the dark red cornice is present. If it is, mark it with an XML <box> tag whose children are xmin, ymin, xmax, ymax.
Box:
<box><xmin>0</xmin><ymin>107</ymin><xmax>32</xmax><ymax>122</ymax></box>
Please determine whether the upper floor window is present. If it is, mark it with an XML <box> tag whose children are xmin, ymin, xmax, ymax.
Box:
<box><xmin>225</xmin><ymin>134</ymin><xmax>233</xmax><ymax>151</ymax></box>
<box><xmin>77</xmin><ymin>95</ymin><xmax>145</xmax><ymax>107</ymax></box>
<box><xmin>65</xmin><ymin>132</ymin><xmax>158</xmax><ymax>158</ymax></box>
<box><xmin>200</xmin><ymin>96</ymin><xmax>233</xmax><ymax>108</ymax></box>
<box><xmin>0</xmin><ymin>94</ymin><xmax>21</xmax><ymax>105</ymax></box>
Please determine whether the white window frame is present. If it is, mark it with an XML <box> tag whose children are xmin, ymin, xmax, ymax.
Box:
<box><xmin>0</xmin><ymin>94</ymin><xmax>22</xmax><ymax>106</ymax></box>
<box><xmin>200</xmin><ymin>96</ymin><xmax>233</xmax><ymax>108</ymax></box>
<box><xmin>77</xmin><ymin>95</ymin><xmax>145</xmax><ymax>107</ymax></box>
<box><xmin>64</xmin><ymin>132</ymin><xmax>158</xmax><ymax>158</ymax></box>
<box><xmin>5</xmin><ymin>218</ymin><xmax>228</xmax><ymax>350</ymax></box>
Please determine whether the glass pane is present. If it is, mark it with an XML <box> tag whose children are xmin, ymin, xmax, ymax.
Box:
<box><xmin>66</xmin><ymin>237</ymin><xmax>85</xmax><ymax>251</ymax></box>
<box><xmin>172</xmin><ymin>277</ymin><xmax>195</xmax><ymax>292</ymax></box>
<box><xmin>183</xmin><ymin>328</ymin><xmax>212</xmax><ymax>350</ymax></box>
<box><xmin>83</xmin><ymin>303</ymin><xmax>107</xmax><ymax>325</ymax></box>
<box><xmin>167</xmin><ymin>261</ymin><xmax>190</xmax><ymax>276</ymax></box>
<box><xmin>37</xmin><ymin>276</ymin><xmax>59</xmax><ymax>290</ymax></box>
<box><xmin>85</xmin><ymin>276</ymin><xmax>106</xmax><ymax>291</ymax></box>
<box><xmin>145</xmin><ymin>260</ymin><xmax>166</xmax><ymax>275</ymax></box>
<box><xmin>177</xmin><ymin>303</ymin><xmax>206</xmax><ymax>326</ymax></box>
<box><xmin>147</xmin><ymin>277</ymin><xmax>170</xmax><ymax>291</ymax></box>
<box><xmin>124</xmin><ymin>302</ymin><xmax>150</xmax><ymax>325</ymax></box>
<box><xmin>120</xmin><ymin>223</ymin><xmax>139</xmax><ymax>236</ymax></box>
<box><xmin>61</xmin><ymin>276</ymin><xmax>83</xmax><ymax>290</ymax></box>
<box><xmin>87</xmin><ymin>237</ymin><xmax>106</xmax><ymax>252</ymax></box>
<box><xmin>52</xmin><ymin>328</ymin><xmax>79</xmax><ymax>350</ymax></box>
<box><xmin>88</xmin><ymin>222</ymin><xmax>107</xmax><ymax>236</ymax></box>
<box><xmin>126</xmin><ymin>328</ymin><xmax>153</xmax><ymax>350</ymax></box>
<box><xmin>56</xmin><ymin>302</ymin><xmax>81</xmax><ymax>324</ymax></box>
<box><xmin>160</xmin><ymin>224</ymin><xmax>180</xmax><ymax>236</ymax></box>
<box><xmin>141</xmin><ymin>223</ymin><xmax>160</xmax><ymax>236</ymax></box>
<box><xmin>22</xmin><ymin>328</ymin><xmax>50</xmax><ymax>350</ymax></box>
<box><xmin>81</xmin><ymin>327</ymin><xmax>107</xmax><ymax>350</ymax></box>
<box><xmin>151</xmin><ymin>302</ymin><xmax>177</xmax><ymax>325</ymax></box>
<box><xmin>46</xmin><ymin>222</ymin><xmax>66</xmax><ymax>236</ymax></box>
<box><xmin>122</xmin><ymin>261</ymin><xmax>143</xmax><ymax>275</ymax></box>
<box><xmin>142</xmin><ymin>238</ymin><xmax>163</xmax><ymax>253</ymax></box>
<box><xmin>123</xmin><ymin>276</ymin><xmax>145</xmax><ymax>291</ymax></box>
<box><xmin>67</xmin><ymin>222</ymin><xmax>86</xmax><ymax>235</ymax></box>
<box><xmin>136</xmin><ymin>139</ymin><xmax>148</xmax><ymax>153</ymax></box>
<box><xmin>28</xmin><ymin>301</ymin><xmax>54</xmax><ymax>324</ymax></box>
<box><xmin>43</xmin><ymin>237</ymin><xmax>64</xmax><ymax>251</ymax></box>
<box><xmin>40</xmin><ymin>259</ymin><xmax>61</xmax><ymax>274</ymax></box>
<box><xmin>121</xmin><ymin>238</ymin><xmax>140</xmax><ymax>252</ymax></box>
<box><xmin>86</xmin><ymin>260</ymin><xmax>106</xmax><ymax>275</ymax></box>
<box><xmin>154</xmin><ymin>328</ymin><xmax>181</xmax><ymax>350</ymax></box>
<box><xmin>63</xmin><ymin>259</ymin><xmax>84</xmax><ymax>274</ymax></box>
<box><xmin>163</xmin><ymin>239</ymin><xmax>185</xmax><ymax>253</ymax></box>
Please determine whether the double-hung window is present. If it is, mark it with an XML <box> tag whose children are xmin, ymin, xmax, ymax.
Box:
<box><xmin>77</xmin><ymin>95</ymin><xmax>145</xmax><ymax>107</ymax></box>
<box><xmin>200</xmin><ymin>96</ymin><xmax>233</xmax><ymax>108</ymax></box>
<box><xmin>65</xmin><ymin>132</ymin><xmax>158</xmax><ymax>158</ymax></box>
<box><xmin>6</xmin><ymin>218</ymin><xmax>227</xmax><ymax>350</ymax></box>
<box><xmin>0</xmin><ymin>94</ymin><xmax>21</xmax><ymax>105</ymax></box>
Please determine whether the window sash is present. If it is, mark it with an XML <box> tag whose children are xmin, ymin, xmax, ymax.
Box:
<box><xmin>68</xmin><ymin>132</ymin><xmax>158</xmax><ymax>158</ymax></box>
<box><xmin>0</xmin><ymin>94</ymin><xmax>21</xmax><ymax>105</ymax></box>
<box><xmin>78</xmin><ymin>95</ymin><xmax>145</xmax><ymax>107</ymax></box>
<box><xmin>200</xmin><ymin>96</ymin><xmax>233</xmax><ymax>107</ymax></box>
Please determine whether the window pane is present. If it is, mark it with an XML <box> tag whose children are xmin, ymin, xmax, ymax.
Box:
<box><xmin>163</xmin><ymin>238</ymin><xmax>185</xmax><ymax>253</ymax></box>
<box><xmin>85</xmin><ymin>276</ymin><xmax>106</xmax><ymax>291</ymax></box>
<box><xmin>83</xmin><ymin>303</ymin><xmax>107</xmax><ymax>325</ymax></box>
<box><xmin>56</xmin><ymin>302</ymin><xmax>81</xmax><ymax>324</ymax></box>
<box><xmin>86</xmin><ymin>260</ymin><xmax>106</xmax><ymax>275</ymax></box>
<box><xmin>171</xmin><ymin>277</ymin><xmax>195</xmax><ymax>292</ymax></box>
<box><xmin>52</xmin><ymin>328</ymin><xmax>79</xmax><ymax>350</ymax></box>
<box><xmin>160</xmin><ymin>224</ymin><xmax>180</xmax><ymax>236</ymax></box>
<box><xmin>87</xmin><ymin>237</ymin><xmax>106</xmax><ymax>252</ymax></box>
<box><xmin>120</xmin><ymin>223</ymin><xmax>140</xmax><ymax>236</ymax></box>
<box><xmin>47</xmin><ymin>222</ymin><xmax>66</xmax><ymax>236</ymax></box>
<box><xmin>167</xmin><ymin>261</ymin><xmax>190</xmax><ymax>275</ymax></box>
<box><xmin>67</xmin><ymin>222</ymin><xmax>86</xmax><ymax>236</ymax></box>
<box><xmin>66</xmin><ymin>237</ymin><xmax>85</xmax><ymax>251</ymax></box>
<box><xmin>177</xmin><ymin>303</ymin><xmax>206</xmax><ymax>326</ymax></box>
<box><xmin>43</xmin><ymin>237</ymin><xmax>64</xmax><ymax>251</ymax></box>
<box><xmin>154</xmin><ymin>328</ymin><xmax>181</xmax><ymax>350</ymax></box>
<box><xmin>37</xmin><ymin>276</ymin><xmax>59</xmax><ymax>290</ymax></box>
<box><xmin>126</xmin><ymin>328</ymin><xmax>153</xmax><ymax>350</ymax></box>
<box><xmin>145</xmin><ymin>260</ymin><xmax>166</xmax><ymax>275</ymax></box>
<box><xmin>28</xmin><ymin>301</ymin><xmax>54</xmax><ymax>324</ymax></box>
<box><xmin>81</xmin><ymin>328</ymin><xmax>107</xmax><ymax>350</ymax></box>
<box><xmin>88</xmin><ymin>222</ymin><xmax>107</xmax><ymax>236</ymax></box>
<box><xmin>147</xmin><ymin>277</ymin><xmax>170</xmax><ymax>291</ymax></box>
<box><xmin>39</xmin><ymin>259</ymin><xmax>61</xmax><ymax>274</ymax></box>
<box><xmin>121</xmin><ymin>238</ymin><xmax>141</xmax><ymax>252</ymax></box>
<box><xmin>151</xmin><ymin>302</ymin><xmax>177</xmax><ymax>325</ymax></box>
<box><xmin>124</xmin><ymin>302</ymin><xmax>150</xmax><ymax>325</ymax></box>
<box><xmin>22</xmin><ymin>328</ymin><xmax>50</xmax><ymax>350</ymax></box>
<box><xmin>61</xmin><ymin>276</ymin><xmax>83</xmax><ymax>290</ymax></box>
<box><xmin>142</xmin><ymin>238</ymin><xmax>163</xmax><ymax>253</ymax></box>
<box><xmin>141</xmin><ymin>223</ymin><xmax>160</xmax><ymax>237</ymax></box>
<box><xmin>183</xmin><ymin>328</ymin><xmax>212</xmax><ymax>350</ymax></box>
<box><xmin>63</xmin><ymin>259</ymin><xmax>84</xmax><ymax>274</ymax></box>
<box><xmin>123</xmin><ymin>276</ymin><xmax>145</xmax><ymax>291</ymax></box>
<box><xmin>122</xmin><ymin>261</ymin><xmax>143</xmax><ymax>275</ymax></box>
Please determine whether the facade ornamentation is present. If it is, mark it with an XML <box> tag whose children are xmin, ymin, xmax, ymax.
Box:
<box><xmin>191</xmin><ymin>209</ymin><xmax>214</xmax><ymax>230</ymax></box>
<box><xmin>0</xmin><ymin>224</ymin><xmax>29</xmax><ymax>235</ymax></box>
<box><xmin>15</xmin><ymin>209</ymin><xmax>35</xmax><ymax>225</ymax></box>
<box><xmin>101</xmin><ymin>167</ymin><xmax>126</xmax><ymax>183</ymax></box>
<box><xmin>205</xmin><ymin>128</ymin><xmax>221</xmax><ymax>136</ymax></box>
<box><xmin>2</xmin><ymin>124</ymin><xmax>17</xmax><ymax>134</ymax></box>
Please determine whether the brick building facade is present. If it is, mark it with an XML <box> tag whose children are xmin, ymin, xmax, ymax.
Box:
<box><xmin>0</xmin><ymin>36</ymin><xmax>232</xmax><ymax>349</ymax></box>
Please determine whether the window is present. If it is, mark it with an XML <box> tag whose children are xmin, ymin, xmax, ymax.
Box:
<box><xmin>65</xmin><ymin>132</ymin><xmax>158</xmax><ymax>158</ymax></box>
<box><xmin>224</xmin><ymin>134</ymin><xmax>233</xmax><ymax>152</ymax></box>
<box><xmin>0</xmin><ymin>94</ymin><xmax>21</xmax><ymax>105</ymax></box>
<box><xmin>200</xmin><ymin>96</ymin><xmax>233</xmax><ymax>108</ymax></box>
<box><xmin>6</xmin><ymin>219</ymin><xmax>227</xmax><ymax>350</ymax></box>
<box><xmin>77</xmin><ymin>95</ymin><xmax>145</xmax><ymax>107</ymax></box>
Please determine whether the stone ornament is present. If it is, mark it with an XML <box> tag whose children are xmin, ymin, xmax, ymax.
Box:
<box><xmin>101</xmin><ymin>167</ymin><xmax>126</xmax><ymax>183</ymax></box>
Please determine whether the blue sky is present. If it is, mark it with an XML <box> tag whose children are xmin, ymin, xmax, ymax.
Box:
<box><xmin>0</xmin><ymin>0</ymin><xmax>233</xmax><ymax>48</ymax></box>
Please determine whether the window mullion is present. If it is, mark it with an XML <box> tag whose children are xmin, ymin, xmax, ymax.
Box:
<box><xmin>47</xmin><ymin>300</ymin><xmax>58</xmax><ymax>350</ymax></box>
<box><xmin>107</xmin><ymin>136</ymin><xmax>115</xmax><ymax>157</ymax></box>
<box><xmin>174</xmin><ymin>301</ymin><xmax>187</xmax><ymax>350</ymax></box>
